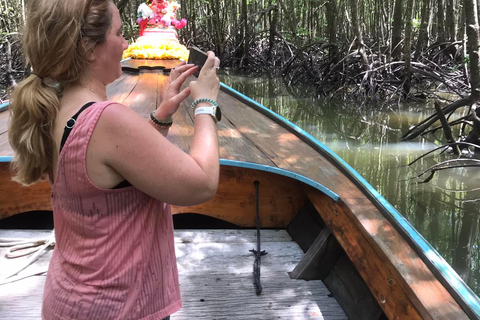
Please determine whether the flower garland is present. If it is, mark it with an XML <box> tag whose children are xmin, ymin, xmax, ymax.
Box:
<box><xmin>122</xmin><ymin>37</ymin><xmax>189</xmax><ymax>60</ymax></box>
<box><xmin>137</xmin><ymin>0</ymin><xmax>187</xmax><ymax>36</ymax></box>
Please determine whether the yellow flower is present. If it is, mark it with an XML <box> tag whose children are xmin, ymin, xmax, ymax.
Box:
<box><xmin>123</xmin><ymin>37</ymin><xmax>189</xmax><ymax>60</ymax></box>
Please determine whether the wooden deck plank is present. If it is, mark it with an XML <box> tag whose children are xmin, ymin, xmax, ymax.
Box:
<box><xmin>0</xmin><ymin>229</ymin><xmax>347</xmax><ymax>320</ymax></box>
<box><xmin>209</xmin><ymin>82</ymin><xmax>365</xmax><ymax>200</ymax></box>
<box><xmin>175</xmin><ymin>273</ymin><xmax>346</xmax><ymax>320</ymax></box>
<box><xmin>171</xmin><ymin>90</ymin><xmax>277</xmax><ymax>166</ymax></box>
<box><xmin>107</xmin><ymin>72</ymin><xmax>140</xmax><ymax>104</ymax></box>
<box><xmin>174</xmin><ymin>229</ymin><xmax>293</xmax><ymax>243</ymax></box>
<box><xmin>121</xmin><ymin>71</ymin><xmax>160</xmax><ymax>119</ymax></box>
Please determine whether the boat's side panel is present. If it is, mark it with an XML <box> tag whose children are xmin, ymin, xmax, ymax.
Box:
<box><xmin>0</xmin><ymin>162</ymin><xmax>51</xmax><ymax>219</ymax></box>
<box><xmin>172</xmin><ymin>165</ymin><xmax>308</xmax><ymax>228</ymax></box>
<box><xmin>305</xmin><ymin>186</ymin><xmax>469</xmax><ymax>320</ymax></box>
<box><xmin>0</xmin><ymin>162</ymin><xmax>308</xmax><ymax>228</ymax></box>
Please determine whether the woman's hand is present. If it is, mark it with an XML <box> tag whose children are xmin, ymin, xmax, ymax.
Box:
<box><xmin>189</xmin><ymin>51</ymin><xmax>220</xmax><ymax>102</ymax></box>
<box><xmin>155</xmin><ymin>62</ymin><xmax>198</xmax><ymax>120</ymax></box>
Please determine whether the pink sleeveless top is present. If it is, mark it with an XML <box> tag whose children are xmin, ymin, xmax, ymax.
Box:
<box><xmin>42</xmin><ymin>101</ymin><xmax>181</xmax><ymax>320</ymax></box>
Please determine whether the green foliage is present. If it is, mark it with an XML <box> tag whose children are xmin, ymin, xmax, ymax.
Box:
<box><xmin>0</xmin><ymin>0</ymin><xmax>23</xmax><ymax>35</ymax></box>
<box><xmin>296</xmin><ymin>27</ymin><xmax>308</xmax><ymax>37</ymax></box>
<box><xmin>412</xmin><ymin>18</ymin><xmax>421</xmax><ymax>30</ymax></box>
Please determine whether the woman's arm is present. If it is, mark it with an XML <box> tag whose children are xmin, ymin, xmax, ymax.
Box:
<box><xmin>94</xmin><ymin>52</ymin><xmax>221</xmax><ymax>206</ymax></box>
<box><xmin>150</xmin><ymin>62</ymin><xmax>197</xmax><ymax>137</ymax></box>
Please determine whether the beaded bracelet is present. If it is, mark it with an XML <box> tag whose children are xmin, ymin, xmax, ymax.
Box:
<box><xmin>150</xmin><ymin>111</ymin><xmax>173</xmax><ymax>127</ymax></box>
<box><xmin>191</xmin><ymin>98</ymin><xmax>218</xmax><ymax>110</ymax></box>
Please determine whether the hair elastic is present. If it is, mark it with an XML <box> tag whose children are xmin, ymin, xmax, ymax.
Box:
<box><xmin>31</xmin><ymin>73</ymin><xmax>43</xmax><ymax>80</ymax></box>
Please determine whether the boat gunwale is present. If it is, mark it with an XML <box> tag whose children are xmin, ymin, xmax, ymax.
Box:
<box><xmin>219</xmin><ymin>159</ymin><xmax>339</xmax><ymax>202</ymax></box>
<box><xmin>218</xmin><ymin>82</ymin><xmax>480</xmax><ymax>320</ymax></box>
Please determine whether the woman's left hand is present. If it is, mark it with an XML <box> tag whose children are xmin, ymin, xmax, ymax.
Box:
<box><xmin>155</xmin><ymin>61</ymin><xmax>198</xmax><ymax>120</ymax></box>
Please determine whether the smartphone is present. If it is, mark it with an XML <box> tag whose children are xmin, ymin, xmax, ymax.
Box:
<box><xmin>188</xmin><ymin>47</ymin><xmax>208</xmax><ymax>77</ymax></box>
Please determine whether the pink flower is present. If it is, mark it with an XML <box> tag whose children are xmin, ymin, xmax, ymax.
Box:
<box><xmin>137</xmin><ymin>17</ymin><xmax>143</xmax><ymax>25</ymax></box>
<box><xmin>171</xmin><ymin>19</ymin><xmax>180</xmax><ymax>28</ymax></box>
<box><xmin>161</xmin><ymin>16</ymin><xmax>172</xmax><ymax>26</ymax></box>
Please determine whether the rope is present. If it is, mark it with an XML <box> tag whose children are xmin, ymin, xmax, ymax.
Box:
<box><xmin>249</xmin><ymin>181</ymin><xmax>267</xmax><ymax>295</ymax></box>
<box><xmin>0</xmin><ymin>230</ymin><xmax>55</xmax><ymax>285</ymax></box>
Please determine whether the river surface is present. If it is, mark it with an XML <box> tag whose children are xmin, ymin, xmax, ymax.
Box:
<box><xmin>219</xmin><ymin>72</ymin><xmax>480</xmax><ymax>296</ymax></box>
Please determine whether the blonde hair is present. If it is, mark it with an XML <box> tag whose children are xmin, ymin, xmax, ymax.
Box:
<box><xmin>8</xmin><ymin>0</ymin><xmax>112</xmax><ymax>185</ymax></box>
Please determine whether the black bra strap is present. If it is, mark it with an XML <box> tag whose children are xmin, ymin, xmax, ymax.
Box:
<box><xmin>60</xmin><ymin>102</ymin><xmax>96</xmax><ymax>153</ymax></box>
<box><xmin>58</xmin><ymin>101</ymin><xmax>132</xmax><ymax>189</ymax></box>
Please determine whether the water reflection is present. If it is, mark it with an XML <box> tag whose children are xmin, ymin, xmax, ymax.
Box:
<box><xmin>219</xmin><ymin>72</ymin><xmax>480</xmax><ymax>296</ymax></box>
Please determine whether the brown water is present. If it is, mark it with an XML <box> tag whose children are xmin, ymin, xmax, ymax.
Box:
<box><xmin>219</xmin><ymin>72</ymin><xmax>480</xmax><ymax>296</ymax></box>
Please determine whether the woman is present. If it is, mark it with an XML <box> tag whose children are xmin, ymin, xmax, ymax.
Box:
<box><xmin>8</xmin><ymin>0</ymin><xmax>220</xmax><ymax>319</ymax></box>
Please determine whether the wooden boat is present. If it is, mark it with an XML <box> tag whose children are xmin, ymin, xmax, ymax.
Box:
<box><xmin>1</xmin><ymin>58</ymin><xmax>480</xmax><ymax>320</ymax></box>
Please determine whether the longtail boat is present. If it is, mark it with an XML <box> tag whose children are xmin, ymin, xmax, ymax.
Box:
<box><xmin>0</xmin><ymin>58</ymin><xmax>479</xmax><ymax>320</ymax></box>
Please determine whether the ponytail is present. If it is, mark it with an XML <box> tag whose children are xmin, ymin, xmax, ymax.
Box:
<box><xmin>7</xmin><ymin>0</ymin><xmax>112</xmax><ymax>185</ymax></box>
<box><xmin>8</xmin><ymin>75</ymin><xmax>60</xmax><ymax>185</ymax></box>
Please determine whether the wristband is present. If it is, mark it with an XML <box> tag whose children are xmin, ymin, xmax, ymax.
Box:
<box><xmin>150</xmin><ymin>111</ymin><xmax>173</xmax><ymax>127</ymax></box>
<box><xmin>191</xmin><ymin>98</ymin><xmax>218</xmax><ymax>110</ymax></box>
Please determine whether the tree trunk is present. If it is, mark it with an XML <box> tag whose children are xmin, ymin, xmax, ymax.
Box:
<box><xmin>404</xmin><ymin>0</ymin><xmax>415</xmax><ymax>95</ymax></box>
<box><xmin>465</xmin><ymin>0</ymin><xmax>480</xmax><ymax>100</ymax></box>
<box><xmin>349</xmin><ymin>0</ymin><xmax>369</xmax><ymax>69</ymax></box>
<box><xmin>241</xmin><ymin>0</ymin><xmax>249</xmax><ymax>67</ymax></box>
<box><xmin>268</xmin><ymin>3</ymin><xmax>279</xmax><ymax>59</ymax></box>
<box><xmin>326</xmin><ymin>0</ymin><xmax>339</xmax><ymax>64</ymax></box>
<box><xmin>437</xmin><ymin>0</ymin><xmax>446</xmax><ymax>43</ymax></box>
<box><xmin>446</xmin><ymin>0</ymin><xmax>456</xmax><ymax>41</ymax></box>
<box><xmin>431</xmin><ymin>0</ymin><xmax>438</xmax><ymax>39</ymax></box>
<box><xmin>392</xmin><ymin>0</ymin><xmax>404</xmax><ymax>60</ymax></box>
<box><xmin>415</xmin><ymin>0</ymin><xmax>432</xmax><ymax>60</ymax></box>
<box><xmin>5</xmin><ymin>39</ymin><xmax>17</xmax><ymax>88</ymax></box>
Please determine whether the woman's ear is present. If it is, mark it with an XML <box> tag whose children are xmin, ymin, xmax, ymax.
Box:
<box><xmin>80</xmin><ymin>38</ymin><xmax>96</xmax><ymax>62</ymax></box>
<box><xmin>87</xmin><ymin>48</ymin><xmax>96</xmax><ymax>62</ymax></box>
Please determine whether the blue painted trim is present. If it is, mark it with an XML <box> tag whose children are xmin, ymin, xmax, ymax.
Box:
<box><xmin>0</xmin><ymin>156</ymin><xmax>13</xmax><ymax>162</ymax></box>
<box><xmin>0</xmin><ymin>101</ymin><xmax>9</xmax><ymax>112</ymax></box>
<box><xmin>220</xmin><ymin>159</ymin><xmax>339</xmax><ymax>202</ymax></box>
<box><xmin>219</xmin><ymin>81</ymin><xmax>480</xmax><ymax>319</ymax></box>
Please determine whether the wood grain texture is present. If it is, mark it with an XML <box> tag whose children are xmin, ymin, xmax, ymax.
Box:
<box><xmin>0</xmin><ymin>229</ymin><xmax>347</xmax><ymax>320</ymax></box>
<box><xmin>0</xmin><ymin>163</ymin><xmax>51</xmax><ymax>219</ymax></box>
<box><xmin>305</xmin><ymin>186</ymin><xmax>469</xmax><ymax>320</ymax></box>
<box><xmin>289</xmin><ymin>227</ymin><xmax>342</xmax><ymax>281</ymax></box>
<box><xmin>172</xmin><ymin>166</ymin><xmax>308</xmax><ymax>228</ymax></box>
<box><xmin>107</xmin><ymin>73</ymin><xmax>140</xmax><ymax>104</ymax></box>
<box><xmin>122</xmin><ymin>71</ymin><xmax>160</xmax><ymax>118</ymax></box>
<box><xmin>323</xmin><ymin>254</ymin><xmax>384</xmax><ymax>320</ymax></box>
